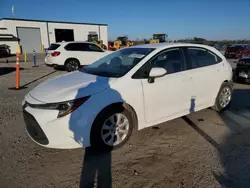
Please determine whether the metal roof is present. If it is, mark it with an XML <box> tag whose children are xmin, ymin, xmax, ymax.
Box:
<box><xmin>0</xmin><ymin>18</ymin><xmax>108</xmax><ymax>26</ymax></box>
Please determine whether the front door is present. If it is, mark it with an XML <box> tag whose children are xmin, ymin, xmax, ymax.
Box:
<box><xmin>141</xmin><ymin>48</ymin><xmax>193</xmax><ymax>123</ymax></box>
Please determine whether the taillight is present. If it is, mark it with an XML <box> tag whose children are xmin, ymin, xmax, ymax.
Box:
<box><xmin>51</xmin><ymin>51</ymin><xmax>60</xmax><ymax>56</ymax></box>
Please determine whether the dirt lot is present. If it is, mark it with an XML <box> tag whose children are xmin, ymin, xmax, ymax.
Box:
<box><xmin>1</xmin><ymin>55</ymin><xmax>250</xmax><ymax>188</ymax></box>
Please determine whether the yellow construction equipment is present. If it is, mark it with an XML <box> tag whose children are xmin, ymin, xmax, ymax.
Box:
<box><xmin>107</xmin><ymin>40</ymin><xmax>122</xmax><ymax>51</ymax></box>
<box><xmin>117</xmin><ymin>36</ymin><xmax>134</xmax><ymax>48</ymax></box>
<box><xmin>108</xmin><ymin>36</ymin><xmax>134</xmax><ymax>51</ymax></box>
<box><xmin>87</xmin><ymin>33</ymin><xmax>107</xmax><ymax>50</ymax></box>
<box><xmin>149</xmin><ymin>33</ymin><xmax>167</xmax><ymax>44</ymax></box>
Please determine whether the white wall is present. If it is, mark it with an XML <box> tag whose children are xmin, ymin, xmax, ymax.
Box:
<box><xmin>0</xmin><ymin>20</ymin><xmax>6</xmax><ymax>34</ymax></box>
<box><xmin>0</xmin><ymin>20</ymin><xmax>18</xmax><ymax>53</ymax></box>
<box><xmin>2</xmin><ymin>20</ymin><xmax>49</xmax><ymax>48</ymax></box>
<box><xmin>99</xmin><ymin>25</ymin><xmax>108</xmax><ymax>46</ymax></box>
<box><xmin>0</xmin><ymin>41</ymin><xmax>18</xmax><ymax>54</ymax></box>
<box><xmin>0</xmin><ymin>19</ymin><xmax>108</xmax><ymax>51</ymax></box>
<box><xmin>48</xmin><ymin>22</ymin><xmax>108</xmax><ymax>46</ymax></box>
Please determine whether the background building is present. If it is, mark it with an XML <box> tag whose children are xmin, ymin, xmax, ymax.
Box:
<box><xmin>0</xmin><ymin>18</ymin><xmax>108</xmax><ymax>54</ymax></box>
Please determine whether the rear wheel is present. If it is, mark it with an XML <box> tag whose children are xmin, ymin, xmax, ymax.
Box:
<box><xmin>65</xmin><ymin>59</ymin><xmax>80</xmax><ymax>72</ymax></box>
<box><xmin>213</xmin><ymin>83</ymin><xmax>233</xmax><ymax>112</ymax></box>
<box><xmin>90</xmin><ymin>106</ymin><xmax>134</xmax><ymax>151</ymax></box>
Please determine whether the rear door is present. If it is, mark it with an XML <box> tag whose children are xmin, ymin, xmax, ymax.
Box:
<box><xmin>64</xmin><ymin>43</ymin><xmax>106</xmax><ymax>65</ymax></box>
<box><xmin>64</xmin><ymin>43</ymin><xmax>92</xmax><ymax>65</ymax></box>
<box><xmin>183</xmin><ymin>47</ymin><xmax>224</xmax><ymax>109</ymax></box>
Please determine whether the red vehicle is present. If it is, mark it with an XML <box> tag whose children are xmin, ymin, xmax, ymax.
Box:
<box><xmin>224</xmin><ymin>44</ymin><xmax>247</xmax><ymax>59</ymax></box>
<box><xmin>236</xmin><ymin>45</ymin><xmax>250</xmax><ymax>59</ymax></box>
<box><xmin>108</xmin><ymin>42</ymin><xmax>113</xmax><ymax>51</ymax></box>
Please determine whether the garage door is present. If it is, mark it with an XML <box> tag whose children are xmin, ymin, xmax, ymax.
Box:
<box><xmin>17</xmin><ymin>27</ymin><xmax>42</xmax><ymax>53</ymax></box>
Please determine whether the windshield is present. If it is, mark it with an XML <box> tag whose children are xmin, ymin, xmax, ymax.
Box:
<box><xmin>80</xmin><ymin>47</ymin><xmax>155</xmax><ymax>77</ymax></box>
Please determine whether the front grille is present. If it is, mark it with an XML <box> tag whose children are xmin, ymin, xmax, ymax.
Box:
<box><xmin>23</xmin><ymin>110</ymin><xmax>49</xmax><ymax>145</ymax></box>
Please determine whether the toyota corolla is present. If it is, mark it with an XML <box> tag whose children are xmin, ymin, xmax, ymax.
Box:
<box><xmin>22</xmin><ymin>43</ymin><xmax>233</xmax><ymax>151</ymax></box>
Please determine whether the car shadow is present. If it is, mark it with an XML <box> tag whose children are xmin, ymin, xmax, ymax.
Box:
<box><xmin>68</xmin><ymin>71</ymin><xmax>123</xmax><ymax>187</ymax></box>
<box><xmin>214</xmin><ymin>89</ymin><xmax>250</xmax><ymax>188</ymax></box>
<box><xmin>183</xmin><ymin>88</ymin><xmax>250</xmax><ymax>188</ymax></box>
<box><xmin>0</xmin><ymin>67</ymin><xmax>24</xmax><ymax>76</ymax></box>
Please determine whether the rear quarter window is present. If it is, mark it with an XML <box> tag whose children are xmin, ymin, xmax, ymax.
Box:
<box><xmin>48</xmin><ymin>44</ymin><xmax>60</xmax><ymax>50</ymax></box>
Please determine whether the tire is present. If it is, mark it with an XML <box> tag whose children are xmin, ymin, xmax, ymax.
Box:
<box><xmin>90</xmin><ymin>106</ymin><xmax>134</xmax><ymax>151</ymax></box>
<box><xmin>212</xmin><ymin>82</ymin><xmax>233</xmax><ymax>112</ymax></box>
<box><xmin>65</xmin><ymin>58</ymin><xmax>80</xmax><ymax>72</ymax></box>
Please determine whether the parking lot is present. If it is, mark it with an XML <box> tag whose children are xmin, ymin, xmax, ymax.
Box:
<box><xmin>0</xmin><ymin>54</ymin><xmax>250</xmax><ymax>188</ymax></box>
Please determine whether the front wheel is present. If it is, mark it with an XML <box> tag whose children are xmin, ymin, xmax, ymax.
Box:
<box><xmin>212</xmin><ymin>82</ymin><xmax>233</xmax><ymax>112</ymax></box>
<box><xmin>90</xmin><ymin>107</ymin><xmax>134</xmax><ymax>151</ymax></box>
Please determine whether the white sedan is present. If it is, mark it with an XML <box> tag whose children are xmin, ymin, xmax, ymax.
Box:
<box><xmin>23</xmin><ymin>43</ymin><xmax>233</xmax><ymax>151</ymax></box>
<box><xmin>45</xmin><ymin>41</ymin><xmax>112</xmax><ymax>72</ymax></box>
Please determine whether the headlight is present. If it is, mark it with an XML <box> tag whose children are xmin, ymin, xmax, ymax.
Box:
<box><xmin>26</xmin><ymin>96</ymin><xmax>90</xmax><ymax>118</ymax></box>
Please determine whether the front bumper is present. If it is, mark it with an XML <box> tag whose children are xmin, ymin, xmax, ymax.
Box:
<box><xmin>23</xmin><ymin>104</ymin><xmax>83</xmax><ymax>149</ymax></box>
<box><xmin>23</xmin><ymin>109</ymin><xmax>49</xmax><ymax>145</ymax></box>
<box><xmin>235</xmin><ymin>65</ymin><xmax>250</xmax><ymax>79</ymax></box>
<box><xmin>21</xmin><ymin>92</ymin><xmax>98</xmax><ymax>149</ymax></box>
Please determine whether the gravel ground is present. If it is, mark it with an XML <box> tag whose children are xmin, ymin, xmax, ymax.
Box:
<box><xmin>0</xmin><ymin>55</ymin><xmax>250</xmax><ymax>188</ymax></box>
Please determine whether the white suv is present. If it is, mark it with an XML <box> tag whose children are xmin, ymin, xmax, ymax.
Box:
<box><xmin>23</xmin><ymin>43</ymin><xmax>233</xmax><ymax>151</ymax></box>
<box><xmin>45</xmin><ymin>41</ymin><xmax>112</xmax><ymax>72</ymax></box>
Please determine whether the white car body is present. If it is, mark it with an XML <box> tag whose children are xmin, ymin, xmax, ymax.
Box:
<box><xmin>23</xmin><ymin>43</ymin><xmax>233</xmax><ymax>149</ymax></box>
<box><xmin>44</xmin><ymin>41</ymin><xmax>112</xmax><ymax>69</ymax></box>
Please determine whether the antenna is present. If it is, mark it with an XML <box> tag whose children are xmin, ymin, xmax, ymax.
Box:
<box><xmin>12</xmin><ymin>5</ymin><xmax>15</xmax><ymax>18</ymax></box>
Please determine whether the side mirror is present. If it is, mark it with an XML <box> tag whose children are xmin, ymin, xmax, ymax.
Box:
<box><xmin>148</xmin><ymin>67</ymin><xmax>167</xmax><ymax>83</ymax></box>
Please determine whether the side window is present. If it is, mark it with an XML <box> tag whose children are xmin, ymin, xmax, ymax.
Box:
<box><xmin>64</xmin><ymin>43</ymin><xmax>88</xmax><ymax>51</ymax></box>
<box><xmin>187</xmin><ymin>47</ymin><xmax>221</xmax><ymax>69</ymax></box>
<box><xmin>78</xmin><ymin>43</ymin><xmax>89</xmax><ymax>51</ymax></box>
<box><xmin>64</xmin><ymin>43</ymin><xmax>78</xmax><ymax>51</ymax></box>
<box><xmin>87</xmin><ymin>44</ymin><xmax>103</xmax><ymax>52</ymax></box>
<box><xmin>150</xmin><ymin>48</ymin><xmax>185</xmax><ymax>75</ymax></box>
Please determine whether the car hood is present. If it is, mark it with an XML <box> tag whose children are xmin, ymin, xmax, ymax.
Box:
<box><xmin>28</xmin><ymin>71</ymin><xmax>117</xmax><ymax>103</ymax></box>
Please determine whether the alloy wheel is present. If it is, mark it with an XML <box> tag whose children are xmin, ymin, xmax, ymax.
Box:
<box><xmin>66</xmin><ymin>60</ymin><xmax>79</xmax><ymax>71</ymax></box>
<box><xmin>101</xmin><ymin>113</ymin><xmax>130</xmax><ymax>146</ymax></box>
<box><xmin>219</xmin><ymin>87</ymin><xmax>231</xmax><ymax>108</ymax></box>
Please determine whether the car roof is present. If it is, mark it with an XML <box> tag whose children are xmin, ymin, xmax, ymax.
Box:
<box><xmin>130</xmin><ymin>42</ymin><xmax>215</xmax><ymax>50</ymax></box>
<box><xmin>52</xmin><ymin>41</ymin><xmax>95</xmax><ymax>45</ymax></box>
